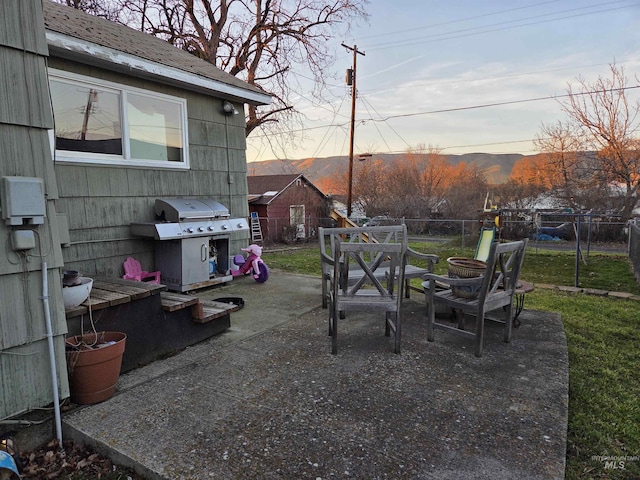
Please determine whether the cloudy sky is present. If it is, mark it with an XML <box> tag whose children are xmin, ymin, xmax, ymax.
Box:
<box><xmin>246</xmin><ymin>0</ymin><xmax>640</xmax><ymax>163</ymax></box>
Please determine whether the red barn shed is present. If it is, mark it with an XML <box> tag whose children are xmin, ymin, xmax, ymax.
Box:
<box><xmin>247</xmin><ymin>174</ymin><xmax>329</xmax><ymax>243</ymax></box>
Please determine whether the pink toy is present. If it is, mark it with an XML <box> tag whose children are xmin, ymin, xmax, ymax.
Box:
<box><xmin>232</xmin><ymin>244</ymin><xmax>269</xmax><ymax>283</ymax></box>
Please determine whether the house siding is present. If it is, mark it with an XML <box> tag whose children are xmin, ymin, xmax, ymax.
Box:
<box><xmin>1</xmin><ymin>0</ymin><xmax>258</xmax><ymax>421</ymax></box>
<box><xmin>0</xmin><ymin>0</ymin><xmax>70</xmax><ymax>421</ymax></box>
<box><xmin>48</xmin><ymin>59</ymin><xmax>251</xmax><ymax>277</ymax></box>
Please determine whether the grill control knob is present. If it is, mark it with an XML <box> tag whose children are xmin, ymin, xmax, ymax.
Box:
<box><xmin>207</xmin><ymin>226</ymin><xmax>214</xmax><ymax>231</ymax></box>
<box><xmin>198</xmin><ymin>227</ymin><xmax>205</xmax><ymax>232</ymax></box>
<box><xmin>222</xmin><ymin>225</ymin><xmax>228</xmax><ymax>230</ymax></box>
<box><xmin>187</xmin><ymin>227</ymin><xmax>194</xmax><ymax>233</ymax></box>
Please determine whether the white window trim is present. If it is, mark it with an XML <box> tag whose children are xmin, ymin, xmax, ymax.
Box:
<box><xmin>49</xmin><ymin>68</ymin><xmax>190</xmax><ymax>170</ymax></box>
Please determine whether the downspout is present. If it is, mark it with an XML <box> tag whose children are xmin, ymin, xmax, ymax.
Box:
<box><xmin>224</xmin><ymin>113</ymin><xmax>233</xmax><ymax>210</ymax></box>
<box><xmin>41</xmin><ymin>261</ymin><xmax>63</xmax><ymax>445</ymax></box>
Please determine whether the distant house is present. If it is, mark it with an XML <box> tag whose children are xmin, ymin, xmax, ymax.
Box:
<box><xmin>0</xmin><ymin>1</ymin><xmax>270</xmax><ymax>421</ymax></box>
<box><xmin>247</xmin><ymin>174</ymin><xmax>329</xmax><ymax>243</ymax></box>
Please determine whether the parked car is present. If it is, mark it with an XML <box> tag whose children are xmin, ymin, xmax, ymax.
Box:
<box><xmin>363</xmin><ymin>215</ymin><xmax>391</xmax><ymax>227</ymax></box>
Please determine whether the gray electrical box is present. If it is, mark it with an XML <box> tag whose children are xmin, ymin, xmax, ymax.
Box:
<box><xmin>1</xmin><ymin>176</ymin><xmax>46</xmax><ymax>226</ymax></box>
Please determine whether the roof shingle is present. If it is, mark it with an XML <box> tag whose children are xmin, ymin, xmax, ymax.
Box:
<box><xmin>43</xmin><ymin>1</ymin><xmax>268</xmax><ymax>103</ymax></box>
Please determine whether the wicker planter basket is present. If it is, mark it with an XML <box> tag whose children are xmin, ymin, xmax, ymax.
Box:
<box><xmin>446</xmin><ymin>257</ymin><xmax>487</xmax><ymax>298</ymax></box>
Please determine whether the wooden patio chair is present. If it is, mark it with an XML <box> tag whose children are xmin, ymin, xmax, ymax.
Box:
<box><xmin>329</xmin><ymin>230</ymin><xmax>407</xmax><ymax>354</ymax></box>
<box><xmin>319</xmin><ymin>225</ymin><xmax>438</xmax><ymax>309</ymax></box>
<box><xmin>122</xmin><ymin>257</ymin><xmax>161</xmax><ymax>283</ymax></box>
<box><xmin>422</xmin><ymin>238</ymin><xmax>528</xmax><ymax>357</ymax></box>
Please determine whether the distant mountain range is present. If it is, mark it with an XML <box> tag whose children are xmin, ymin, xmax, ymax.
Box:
<box><xmin>247</xmin><ymin>153</ymin><xmax>533</xmax><ymax>186</ymax></box>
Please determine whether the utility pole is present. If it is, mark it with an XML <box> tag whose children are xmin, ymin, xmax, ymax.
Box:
<box><xmin>342</xmin><ymin>43</ymin><xmax>365</xmax><ymax>218</ymax></box>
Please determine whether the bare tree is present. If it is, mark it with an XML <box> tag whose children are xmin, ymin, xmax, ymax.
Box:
<box><xmin>443</xmin><ymin>162</ymin><xmax>488</xmax><ymax>219</ymax></box>
<box><xmin>561</xmin><ymin>64</ymin><xmax>640</xmax><ymax>220</ymax></box>
<box><xmin>532</xmin><ymin>121</ymin><xmax>584</xmax><ymax>209</ymax></box>
<box><xmin>59</xmin><ymin>0</ymin><xmax>123</xmax><ymax>20</ymax></box>
<box><xmin>352</xmin><ymin>158</ymin><xmax>387</xmax><ymax>216</ymax></box>
<box><xmin>56</xmin><ymin>0</ymin><xmax>368</xmax><ymax>139</ymax></box>
<box><xmin>352</xmin><ymin>145</ymin><xmax>463</xmax><ymax>219</ymax></box>
<box><xmin>494</xmin><ymin>180</ymin><xmax>542</xmax><ymax>210</ymax></box>
<box><xmin>413</xmin><ymin>145</ymin><xmax>450</xmax><ymax>217</ymax></box>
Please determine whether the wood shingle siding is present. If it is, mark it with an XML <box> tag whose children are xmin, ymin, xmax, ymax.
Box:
<box><xmin>0</xmin><ymin>0</ymin><xmax>69</xmax><ymax>421</ymax></box>
<box><xmin>0</xmin><ymin>1</ymin><xmax>47</xmax><ymax>54</ymax></box>
<box><xmin>1</xmin><ymin>0</ymin><xmax>269</xmax><ymax>420</ymax></box>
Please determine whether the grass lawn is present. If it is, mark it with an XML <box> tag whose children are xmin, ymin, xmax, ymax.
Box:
<box><xmin>263</xmin><ymin>240</ymin><xmax>640</xmax><ymax>479</ymax></box>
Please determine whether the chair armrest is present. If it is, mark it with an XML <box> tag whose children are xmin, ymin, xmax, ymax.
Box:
<box><xmin>320</xmin><ymin>251</ymin><xmax>334</xmax><ymax>266</ymax></box>
<box><xmin>422</xmin><ymin>272</ymin><xmax>484</xmax><ymax>288</ymax></box>
<box><xmin>407</xmin><ymin>248</ymin><xmax>439</xmax><ymax>272</ymax></box>
<box><xmin>320</xmin><ymin>253</ymin><xmax>336</xmax><ymax>278</ymax></box>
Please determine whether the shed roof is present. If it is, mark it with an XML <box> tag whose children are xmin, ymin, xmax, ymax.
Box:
<box><xmin>43</xmin><ymin>1</ymin><xmax>271</xmax><ymax>106</ymax></box>
<box><xmin>247</xmin><ymin>174</ymin><xmax>326</xmax><ymax>205</ymax></box>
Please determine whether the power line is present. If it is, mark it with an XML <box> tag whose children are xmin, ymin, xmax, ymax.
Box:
<box><xmin>355</xmin><ymin>0</ymin><xmax>562</xmax><ymax>41</ymax></box>
<box><xmin>358</xmin><ymin>97</ymin><xmax>393</xmax><ymax>153</ymax></box>
<box><xmin>372</xmin><ymin>85</ymin><xmax>640</xmax><ymax>123</ymax></box>
<box><xmin>362</xmin><ymin>2</ymin><xmax>636</xmax><ymax>52</ymax></box>
<box><xmin>250</xmin><ymin>84</ymin><xmax>640</xmax><ymax>137</ymax></box>
<box><xmin>360</xmin><ymin>59</ymin><xmax>640</xmax><ymax>97</ymax></box>
<box><xmin>282</xmin><ymin>58</ymin><xmax>640</xmax><ymax>120</ymax></box>
<box><xmin>441</xmin><ymin>138</ymin><xmax>539</xmax><ymax>152</ymax></box>
<box><xmin>359</xmin><ymin>95</ymin><xmax>410</xmax><ymax>151</ymax></box>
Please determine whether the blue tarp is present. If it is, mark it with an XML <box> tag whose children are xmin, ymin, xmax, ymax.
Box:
<box><xmin>535</xmin><ymin>233</ymin><xmax>562</xmax><ymax>241</ymax></box>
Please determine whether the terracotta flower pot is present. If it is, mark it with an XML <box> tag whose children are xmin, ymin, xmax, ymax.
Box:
<box><xmin>65</xmin><ymin>332</ymin><xmax>127</xmax><ymax>405</ymax></box>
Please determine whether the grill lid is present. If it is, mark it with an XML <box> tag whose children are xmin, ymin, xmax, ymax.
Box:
<box><xmin>200</xmin><ymin>199</ymin><xmax>230</xmax><ymax>218</ymax></box>
<box><xmin>154</xmin><ymin>198</ymin><xmax>229</xmax><ymax>222</ymax></box>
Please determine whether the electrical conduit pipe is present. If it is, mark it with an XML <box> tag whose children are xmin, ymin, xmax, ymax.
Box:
<box><xmin>41</xmin><ymin>261</ymin><xmax>63</xmax><ymax>445</ymax></box>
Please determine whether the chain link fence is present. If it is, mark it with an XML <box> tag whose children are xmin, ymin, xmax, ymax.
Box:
<box><xmin>255</xmin><ymin>213</ymin><xmax>628</xmax><ymax>243</ymax></box>
<box><xmin>255</xmin><ymin>215</ymin><xmax>630</xmax><ymax>244</ymax></box>
<box><xmin>253</xmin><ymin>213</ymin><xmax>638</xmax><ymax>289</ymax></box>
<box><xmin>629</xmin><ymin>218</ymin><xmax>640</xmax><ymax>285</ymax></box>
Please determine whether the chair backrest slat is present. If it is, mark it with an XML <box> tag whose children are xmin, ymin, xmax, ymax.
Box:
<box><xmin>329</xmin><ymin>225</ymin><xmax>407</xmax><ymax>299</ymax></box>
<box><xmin>320</xmin><ymin>225</ymin><xmax>408</xmax><ymax>268</ymax></box>
<box><xmin>479</xmin><ymin>239</ymin><xmax>528</xmax><ymax>304</ymax></box>
<box><xmin>336</xmin><ymin>245</ymin><xmax>404</xmax><ymax>295</ymax></box>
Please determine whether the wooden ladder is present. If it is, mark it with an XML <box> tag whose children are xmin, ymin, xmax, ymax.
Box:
<box><xmin>250</xmin><ymin>211</ymin><xmax>263</xmax><ymax>243</ymax></box>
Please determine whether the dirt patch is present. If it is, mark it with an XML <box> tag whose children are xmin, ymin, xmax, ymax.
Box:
<box><xmin>17</xmin><ymin>439</ymin><xmax>146</xmax><ymax>479</ymax></box>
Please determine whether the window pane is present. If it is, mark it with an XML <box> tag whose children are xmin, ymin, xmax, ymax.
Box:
<box><xmin>50</xmin><ymin>80</ymin><xmax>122</xmax><ymax>155</ymax></box>
<box><xmin>127</xmin><ymin>94</ymin><xmax>183</xmax><ymax>162</ymax></box>
<box><xmin>290</xmin><ymin>205</ymin><xmax>304</xmax><ymax>225</ymax></box>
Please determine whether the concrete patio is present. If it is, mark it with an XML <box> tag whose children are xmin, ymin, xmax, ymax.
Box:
<box><xmin>62</xmin><ymin>271</ymin><xmax>568</xmax><ymax>479</ymax></box>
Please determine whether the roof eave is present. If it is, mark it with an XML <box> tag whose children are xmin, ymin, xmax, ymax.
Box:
<box><xmin>46</xmin><ymin>31</ymin><xmax>271</xmax><ymax>106</ymax></box>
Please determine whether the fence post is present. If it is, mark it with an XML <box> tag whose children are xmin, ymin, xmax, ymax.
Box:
<box><xmin>461</xmin><ymin>220</ymin><xmax>465</xmax><ymax>249</ymax></box>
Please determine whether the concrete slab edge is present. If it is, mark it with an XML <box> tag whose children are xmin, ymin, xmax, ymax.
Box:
<box><xmin>62</xmin><ymin>421</ymin><xmax>167</xmax><ymax>480</ymax></box>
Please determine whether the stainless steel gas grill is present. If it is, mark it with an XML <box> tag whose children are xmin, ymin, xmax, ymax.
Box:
<box><xmin>131</xmin><ymin>198</ymin><xmax>249</xmax><ymax>292</ymax></box>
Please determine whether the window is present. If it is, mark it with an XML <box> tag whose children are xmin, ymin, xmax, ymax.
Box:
<box><xmin>290</xmin><ymin>205</ymin><xmax>306</xmax><ymax>239</ymax></box>
<box><xmin>290</xmin><ymin>205</ymin><xmax>305</xmax><ymax>226</ymax></box>
<box><xmin>49</xmin><ymin>70</ymin><xmax>188</xmax><ymax>169</ymax></box>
